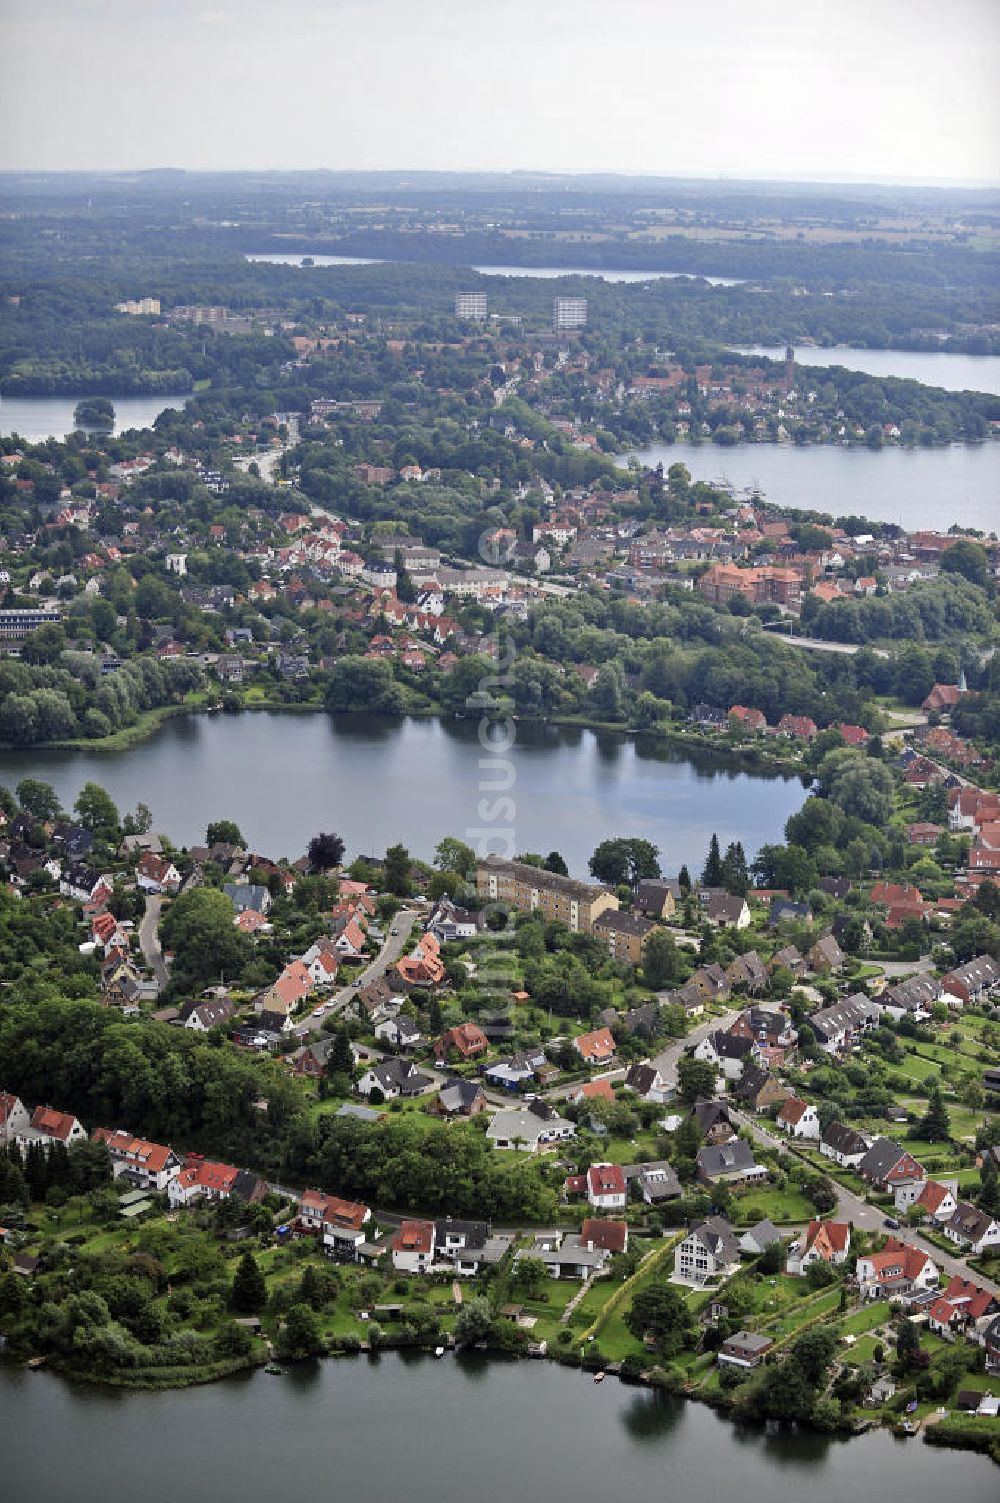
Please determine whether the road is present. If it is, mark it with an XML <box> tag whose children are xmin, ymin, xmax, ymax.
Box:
<box><xmin>648</xmin><ymin>1002</ymin><xmax>789</xmax><ymax>1085</ymax></box>
<box><xmin>761</xmin><ymin>628</ymin><xmax>889</xmax><ymax>660</ymax></box>
<box><xmin>731</xmin><ymin>1107</ymin><xmax>1000</xmax><ymax>1299</ymax></box>
<box><xmin>293</xmin><ymin>907</ymin><xmax>420</xmax><ymax>1039</ymax></box>
<box><xmin>138</xmin><ymin>894</ymin><xmax>169</xmax><ymax>992</ymax></box>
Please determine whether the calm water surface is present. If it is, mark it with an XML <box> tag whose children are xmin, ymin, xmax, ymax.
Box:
<box><xmin>0</xmin><ymin>712</ymin><xmax>805</xmax><ymax>873</ymax></box>
<box><xmin>733</xmin><ymin>344</ymin><xmax>1000</xmax><ymax>396</ymax></box>
<box><xmin>0</xmin><ymin>393</ymin><xmax>191</xmax><ymax>443</ymax></box>
<box><xmin>243</xmin><ymin>252</ymin><xmax>742</xmax><ymax>284</ymax></box>
<box><xmin>619</xmin><ymin>441</ymin><xmax>1000</xmax><ymax>534</ymax></box>
<box><xmin>1</xmin><ymin>1356</ymin><xmax>994</xmax><ymax>1503</ymax></box>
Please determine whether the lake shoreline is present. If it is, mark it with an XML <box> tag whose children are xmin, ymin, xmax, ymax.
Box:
<box><xmin>7</xmin><ymin>1344</ymin><xmax>994</xmax><ymax>1463</ymax></box>
<box><xmin>0</xmin><ymin>701</ymin><xmax>809</xmax><ymax>782</ymax></box>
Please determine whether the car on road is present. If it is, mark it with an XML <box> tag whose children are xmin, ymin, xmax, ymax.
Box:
<box><xmin>883</xmin><ymin>1217</ymin><xmax>900</xmax><ymax>1229</ymax></box>
<box><xmin>390</xmin><ymin>926</ymin><xmax>399</xmax><ymax>936</ymax></box>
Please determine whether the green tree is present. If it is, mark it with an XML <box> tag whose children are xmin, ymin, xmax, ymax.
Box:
<box><xmin>74</xmin><ymin>782</ymin><xmax>120</xmax><ymax>839</ymax></box>
<box><xmin>434</xmin><ymin>836</ymin><xmax>475</xmax><ymax>876</ymax></box>
<box><xmin>914</xmin><ymin>1083</ymin><xmax>950</xmax><ymax>1142</ymax></box>
<box><xmin>625</xmin><ymin>1282</ymin><xmax>692</xmax><ymax>1355</ymax></box>
<box><xmin>16</xmin><ymin>778</ymin><xmax>62</xmax><ymax>821</ymax></box>
<box><xmin>383</xmin><ymin>843</ymin><xmax>412</xmax><ymax>896</ymax></box>
<box><xmin>702</xmin><ymin>834</ymin><xmax>723</xmax><ymax>887</ymax></box>
<box><xmin>940</xmin><ymin>539</ymin><xmax>990</xmax><ymax>590</ymax></box>
<box><xmin>231</xmin><ymin>1251</ymin><xmax>267</xmax><ymax>1314</ymax></box>
<box><xmin>589</xmin><ymin>837</ymin><xmax>660</xmax><ymax>890</ymax></box>
<box><xmin>206</xmin><ymin>819</ymin><xmax>245</xmax><ymax>848</ymax></box>
<box><xmin>160</xmin><ymin>886</ymin><xmax>250</xmax><ymax>990</ymax></box>
<box><xmin>455</xmin><ymin>1296</ymin><xmax>495</xmax><ymax>1346</ymax></box>
<box><xmin>643</xmin><ymin>929</ymin><xmax>682</xmax><ymax>989</ymax></box>
<box><xmin>277</xmin><ymin>1302</ymin><xmax>323</xmax><ymax>1360</ymax></box>
<box><xmin>677</xmin><ymin>1056</ymin><xmax>718</xmax><ymax>1104</ymax></box>
<box><xmin>307</xmin><ymin>831</ymin><xmax>345</xmax><ymax>871</ymax></box>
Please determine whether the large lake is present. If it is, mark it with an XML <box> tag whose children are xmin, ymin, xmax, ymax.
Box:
<box><xmin>1</xmin><ymin>1356</ymin><xmax>994</xmax><ymax>1503</ymax></box>
<box><xmin>619</xmin><ymin>441</ymin><xmax>1000</xmax><ymax>534</ymax></box>
<box><xmin>0</xmin><ymin>712</ymin><xmax>805</xmax><ymax>874</ymax></box>
<box><xmin>244</xmin><ymin>251</ymin><xmax>742</xmax><ymax>284</ymax></box>
<box><xmin>733</xmin><ymin>345</ymin><xmax>1000</xmax><ymax>397</ymax></box>
<box><xmin>0</xmin><ymin>393</ymin><xmax>191</xmax><ymax>444</ymax></box>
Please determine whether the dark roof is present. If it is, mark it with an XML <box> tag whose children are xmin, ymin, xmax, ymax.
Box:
<box><xmin>697</xmin><ymin>1139</ymin><xmax>760</xmax><ymax>1178</ymax></box>
<box><xmin>691</xmin><ymin>1099</ymin><xmax>734</xmax><ymax>1137</ymax></box>
<box><xmin>734</xmin><ymin>1064</ymin><xmax>772</xmax><ymax>1103</ymax></box>
<box><xmin>822</xmin><ymin>1121</ymin><xmax>870</xmax><ymax>1156</ymax></box>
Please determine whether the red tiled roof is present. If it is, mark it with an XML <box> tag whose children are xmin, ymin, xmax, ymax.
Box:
<box><xmin>580</xmin><ymin>1218</ymin><xmax>628</xmax><ymax>1253</ymax></box>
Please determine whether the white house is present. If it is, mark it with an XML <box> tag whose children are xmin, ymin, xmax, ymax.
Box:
<box><xmin>92</xmin><ymin>1128</ymin><xmax>182</xmax><ymax>1192</ymax></box>
<box><xmin>776</xmin><ymin>1096</ymin><xmax>820</xmax><ymax>1140</ymax></box>
<box><xmin>0</xmin><ymin>1092</ymin><xmax>30</xmax><ymax>1144</ymax></box>
<box><xmin>899</xmin><ymin>1178</ymin><xmax>958</xmax><ymax>1221</ymax></box>
<box><xmin>692</xmin><ymin>1030</ymin><xmax>759</xmax><ymax>1082</ymax></box>
<box><xmin>17</xmin><ymin>1105</ymin><xmax>88</xmax><ymax>1151</ymax></box>
<box><xmin>820</xmin><ymin>1122</ymin><xmax>870</xmax><ymax>1168</ymax></box>
<box><xmin>586</xmin><ymin>1162</ymin><xmax>628</xmax><ymax>1211</ymax></box>
<box><xmin>856</xmin><ymin>1240</ymin><xmax>939</xmax><ymax>1300</ymax></box>
<box><xmin>391</xmin><ymin>1219</ymin><xmax>435</xmax><ymax>1273</ymax></box>
<box><xmin>485</xmin><ymin>1102</ymin><xmax>575</xmax><ymax>1153</ymax></box>
<box><xmin>944</xmin><ymin>1204</ymin><xmax>1000</xmax><ymax>1257</ymax></box>
<box><xmin>673</xmin><ymin>1216</ymin><xmax>740</xmax><ymax>1286</ymax></box>
<box><xmin>374</xmin><ymin>1015</ymin><xmax>423</xmax><ymax>1051</ymax></box>
<box><xmin>787</xmin><ymin>1220</ymin><xmax>851</xmax><ymax>1276</ymax></box>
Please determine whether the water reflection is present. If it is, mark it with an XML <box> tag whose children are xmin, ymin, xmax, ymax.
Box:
<box><xmin>618</xmin><ymin>1387</ymin><xmax>684</xmax><ymax>1443</ymax></box>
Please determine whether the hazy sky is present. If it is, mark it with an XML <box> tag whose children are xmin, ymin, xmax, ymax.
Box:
<box><xmin>2</xmin><ymin>0</ymin><xmax>998</xmax><ymax>184</ymax></box>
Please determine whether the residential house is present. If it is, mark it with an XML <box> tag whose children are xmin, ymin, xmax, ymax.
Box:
<box><xmin>820</xmin><ymin>1122</ymin><xmax>871</xmax><ymax>1169</ymax></box>
<box><xmin>787</xmin><ymin>1220</ymin><xmax>851</xmax><ymax>1276</ymax></box>
<box><xmin>719</xmin><ymin>1332</ymin><xmax>774</xmax><ymax>1369</ymax></box>
<box><xmin>375</xmin><ymin>1015</ymin><xmax>423</xmax><ymax>1051</ymax></box>
<box><xmin>435</xmin><ymin>1022</ymin><xmax>489</xmax><ymax>1063</ymax></box>
<box><xmin>167</xmin><ymin>1158</ymin><xmax>241</xmax><ymax>1208</ymax></box>
<box><xmin>725</xmin><ymin>953</ymin><xmax>769</xmax><ymax>994</ymax></box>
<box><xmin>136</xmin><ymin>852</ymin><xmax>182</xmax><ymax>894</ymax></box>
<box><xmin>321</xmin><ymin>1197</ymin><xmax>372</xmax><ymax>1261</ymax></box>
<box><xmin>690</xmin><ymin>1098</ymin><xmax>736</xmax><ymax>1145</ymax></box>
<box><xmin>0</xmin><ymin>1092</ymin><xmax>31</xmax><ymax>1144</ymax></box>
<box><xmin>223</xmin><ymin>882</ymin><xmax>272</xmax><ymax>915</ymax></box>
<box><xmin>807</xmin><ymin>934</ymin><xmax>844</xmax><ymax>974</ymax></box>
<box><xmin>623</xmin><ymin>1061</ymin><xmax>671</xmax><ymax>1104</ymax></box>
<box><xmin>391</xmin><ymin>1220</ymin><xmax>436</xmax><ymax>1274</ymax></box>
<box><xmin>674</xmin><ymin>1216</ymin><xmax>741</xmax><ymax>1285</ymax></box>
<box><xmin>904</xmin><ymin>1179</ymin><xmax>959</xmax><ymax>1223</ymax></box>
<box><xmin>430</xmin><ymin>1079</ymin><xmax>487</xmax><ymax>1117</ymax></box>
<box><xmin>941</xmin><ymin>956</ymin><xmax>1000</xmax><ymax>1007</ymax></box>
<box><xmin>769</xmin><ymin>943</ymin><xmax>807</xmax><ymax>976</ymax></box>
<box><xmin>696</xmin><ymin>1139</ymin><xmax>767</xmax><ymax>1188</ymax></box>
<box><xmin>706</xmin><ymin>894</ymin><xmax>751</xmax><ymax>929</ymax></box>
<box><xmin>810</xmin><ymin>994</ymin><xmax>881</xmax><ymax>1054</ymax></box>
<box><xmin>623</xmin><ymin>1160</ymin><xmax>682</xmax><ymax>1205</ymax></box>
<box><xmin>485</xmin><ymin>1100</ymin><xmax>575</xmax><ymax>1153</ymax></box>
<box><xmin>729</xmin><ymin>1006</ymin><xmax>795</xmax><ymax>1048</ymax></box>
<box><xmin>357</xmin><ymin>1057</ymin><xmax>434</xmax><ymax>1101</ymax></box>
<box><xmin>738</xmin><ymin>1220</ymin><xmax>783</xmax><ymax>1257</ymax></box>
<box><xmin>634</xmin><ymin>879</ymin><xmax>678</xmax><ymax>920</ymax></box>
<box><xmin>693</xmin><ymin>1029</ymin><xmax>759</xmax><ymax>1081</ymax></box>
<box><xmin>776</xmin><ymin>1096</ymin><xmax>820</xmax><ymax>1140</ymax></box>
<box><xmin>593</xmin><ymin>908</ymin><xmax>656</xmax><ymax>964</ymax></box>
<box><xmin>734</xmin><ymin>1066</ymin><xmax>789</xmax><ymax>1114</ymax></box>
<box><xmin>769</xmin><ymin>898</ymin><xmax>813</xmax><ymax>929</ymax></box>
<box><xmin>183</xmin><ymin>998</ymin><xmax>236</xmax><ymax>1032</ymax></box>
<box><xmin>586</xmin><ymin>1162</ymin><xmax>628</xmax><ymax>1211</ymax></box>
<box><xmin>927</xmin><ymin>1276</ymin><xmax>996</xmax><ymax>1338</ymax></box>
<box><xmin>17</xmin><ymin>1106</ymin><xmax>87</xmax><ymax>1151</ymax></box>
<box><xmin>92</xmin><ymin>1128</ymin><xmax>181</xmax><ymax>1191</ymax></box>
<box><xmin>944</xmin><ymin>1203</ymin><xmax>1000</xmax><ymax>1256</ymax></box>
<box><xmin>858</xmin><ymin>1139</ymin><xmax>926</xmax><ymax>1193</ymax></box>
<box><xmin>856</xmin><ymin>1238</ymin><xmax>939</xmax><ymax>1301</ymax></box>
<box><xmin>573</xmin><ymin>1026</ymin><xmax>616</xmax><ymax>1067</ymax></box>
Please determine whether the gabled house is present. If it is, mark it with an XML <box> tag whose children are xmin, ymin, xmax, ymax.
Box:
<box><xmin>693</xmin><ymin>1029</ymin><xmax>759</xmax><ymax>1081</ymax></box>
<box><xmin>623</xmin><ymin>1160</ymin><xmax>682</xmax><ymax>1205</ymax></box>
<box><xmin>858</xmin><ymin>1139</ymin><xmax>926</xmax><ymax>1192</ymax></box>
<box><xmin>0</xmin><ymin>1092</ymin><xmax>31</xmax><ymax>1144</ymax></box>
<box><xmin>725</xmin><ymin>953</ymin><xmax>769</xmax><ymax>995</ymax></box>
<box><xmin>856</xmin><ymin>1238</ymin><xmax>939</xmax><ymax>1300</ymax></box>
<box><xmin>573</xmin><ymin>1026</ymin><xmax>616</xmax><ymax>1067</ymax></box>
<box><xmin>167</xmin><ymin>1158</ymin><xmax>241</xmax><ymax>1208</ymax></box>
<box><xmin>634</xmin><ymin>879</ymin><xmax>678</xmax><ymax>920</ymax></box>
<box><xmin>430</xmin><ymin>1078</ymin><xmax>487</xmax><ymax>1117</ymax></box>
<box><xmin>136</xmin><ymin>852</ymin><xmax>182</xmax><ymax>894</ymax></box>
<box><xmin>586</xmin><ymin>1162</ymin><xmax>628</xmax><ymax>1211</ymax></box>
<box><xmin>776</xmin><ymin>1096</ymin><xmax>820</xmax><ymax>1140</ymax></box>
<box><xmin>391</xmin><ymin>1219</ymin><xmax>436</xmax><ymax>1273</ymax></box>
<box><xmin>927</xmin><ymin>1276</ymin><xmax>996</xmax><ymax>1338</ymax></box>
<box><xmin>787</xmin><ymin>1219</ymin><xmax>851</xmax><ymax>1276</ymax></box>
<box><xmin>485</xmin><ymin>1099</ymin><xmax>575</xmax><ymax>1153</ymax></box>
<box><xmin>623</xmin><ymin>1060</ymin><xmax>671</xmax><ymax>1104</ymax></box>
<box><xmin>810</xmin><ymin>994</ymin><xmax>881</xmax><ymax>1054</ymax></box>
<box><xmin>18</xmin><ymin>1105</ymin><xmax>87</xmax><ymax>1151</ymax></box>
<box><xmin>696</xmin><ymin>1139</ymin><xmax>767</xmax><ymax>1188</ymax></box>
<box><xmin>321</xmin><ymin>1196</ymin><xmax>372</xmax><ymax>1261</ymax></box>
<box><xmin>738</xmin><ymin>1219</ymin><xmax>783</xmax><ymax>1257</ymax></box>
<box><xmin>674</xmin><ymin>1216</ymin><xmax>741</xmax><ymax>1285</ymax></box>
<box><xmin>904</xmin><ymin>1178</ymin><xmax>958</xmax><ymax>1223</ymax></box>
<box><xmin>434</xmin><ymin>1022</ymin><xmax>489</xmax><ymax>1063</ymax></box>
<box><xmin>807</xmin><ymin>934</ymin><xmax>844</xmax><ymax>974</ymax></box>
<box><xmin>734</xmin><ymin>1065</ymin><xmax>789</xmax><ymax>1114</ymax></box>
<box><xmin>941</xmin><ymin>955</ymin><xmax>1000</xmax><ymax>1007</ymax></box>
<box><xmin>357</xmin><ymin>1057</ymin><xmax>434</xmax><ymax>1100</ymax></box>
<box><xmin>944</xmin><ymin>1203</ymin><xmax>1000</xmax><ymax>1256</ymax></box>
<box><xmin>820</xmin><ymin>1121</ymin><xmax>870</xmax><ymax>1168</ymax></box>
<box><xmin>706</xmin><ymin>894</ymin><xmax>751</xmax><ymax>929</ymax></box>
<box><xmin>92</xmin><ymin>1128</ymin><xmax>181</xmax><ymax>1191</ymax></box>
<box><xmin>690</xmin><ymin>1098</ymin><xmax>736</xmax><ymax>1144</ymax></box>
<box><xmin>375</xmin><ymin>1015</ymin><xmax>423</xmax><ymax>1051</ymax></box>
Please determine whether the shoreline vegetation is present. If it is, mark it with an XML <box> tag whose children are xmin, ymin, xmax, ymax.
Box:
<box><xmin>0</xmin><ymin>699</ymin><xmax>811</xmax><ymax>779</ymax></box>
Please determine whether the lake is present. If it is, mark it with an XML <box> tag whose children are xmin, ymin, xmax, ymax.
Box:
<box><xmin>0</xmin><ymin>712</ymin><xmax>805</xmax><ymax>875</ymax></box>
<box><xmin>1</xmin><ymin>1356</ymin><xmax>994</xmax><ymax>1503</ymax></box>
<box><xmin>733</xmin><ymin>345</ymin><xmax>1000</xmax><ymax>397</ymax></box>
<box><xmin>0</xmin><ymin>393</ymin><xmax>191</xmax><ymax>444</ymax></box>
<box><xmin>243</xmin><ymin>252</ymin><xmax>742</xmax><ymax>284</ymax></box>
<box><xmin>618</xmin><ymin>440</ymin><xmax>1000</xmax><ymax>534</ymax></box>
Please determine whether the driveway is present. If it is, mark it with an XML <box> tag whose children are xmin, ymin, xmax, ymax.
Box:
<box><xmin>293</xmin><ymin>906</ymin><xmax>420</xmax><ymax>1039</ymax></box>
<box><xmin>139</xmin><ymin>893</ymin><xmax>169</xmax><ymax>992</ymax></box>
<box><xmin>731</xmin><ymin>1106</ymin><xmax>1000</xmax><ymax>1299</ymax></box>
